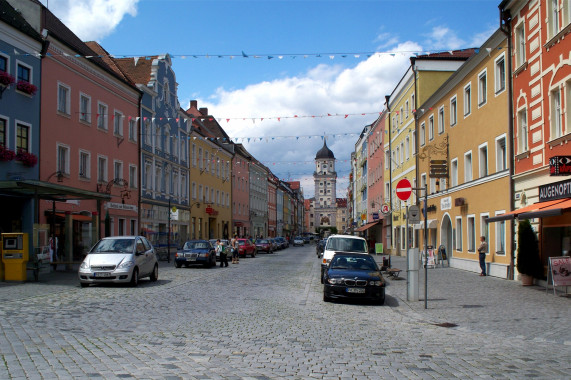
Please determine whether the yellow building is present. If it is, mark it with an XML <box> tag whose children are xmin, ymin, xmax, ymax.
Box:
<box><xmin>416</xmin><ymin>30</ymin><xmax>511</xmax><ymax>277</ymax></box>
<box><xmin>187</xmin><ymin>114</ymin><xmax>233</xmax><ymax>240</ymax></box>
<box><xmin>386</xmin><ymin>50</ymin><xmax>474</xmax><ymax>256</ymax></box>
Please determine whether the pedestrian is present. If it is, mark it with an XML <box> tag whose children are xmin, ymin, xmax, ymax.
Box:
<box><xmin>478</xmin><ymin>236</ymin><xmax>488</xmax><ymax>276</ymax></box>
<box><xmin>216</xmin><ymin>239</ymin><xmax>228</xmax><ymax>267</ymax></box>
<box><xmin>231</xmin><ymin>234</ymin><xmax>239</xmax><ymax>264</ymax></box>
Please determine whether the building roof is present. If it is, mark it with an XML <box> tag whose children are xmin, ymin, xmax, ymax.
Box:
<box><xmin>315</xmin><ymin>140</ymin><xmax>335</xmax><ymax>159</ymax></box>
<box><xmin>113</xmin><ymin>56</ymin><xmax>158</xmax><ymax>86</ymax></box>
<box><xmin>0</xmin><ymin>0</ymin><xmax>42</xmax><ymax>41</ymax></box>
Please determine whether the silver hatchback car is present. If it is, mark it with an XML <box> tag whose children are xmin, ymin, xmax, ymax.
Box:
<box><xmin>78</xmin><ymin>236</ymin><xmax>159</xmax><ymax>287</ymax></box>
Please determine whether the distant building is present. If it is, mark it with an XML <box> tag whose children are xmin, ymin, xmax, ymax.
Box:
<box><xmin>312</xmin><ymin>140</ymin><xmax>338</xmax><ymax>234</ymax></box>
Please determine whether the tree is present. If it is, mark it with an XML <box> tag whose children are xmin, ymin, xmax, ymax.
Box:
<box><xmin>516</xmin><ymin>219</ymin><xmax>543</xmax><ymax>279</ymax></box>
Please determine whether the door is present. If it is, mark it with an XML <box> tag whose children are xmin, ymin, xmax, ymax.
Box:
<box><xmin>135</xmin><ymin>238</ymin><xmax>149</xmax><ymax>276</ymax></box>
<box><xmin>440</xmin><ymin>215</ymin><xmax>453</xmax><ymax>262</ymax></box>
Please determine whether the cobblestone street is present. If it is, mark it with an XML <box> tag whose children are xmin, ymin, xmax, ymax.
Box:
<box><xmin>0</xmin><ymin>244</ymin><xmax>569</xmax><ymax>379</ymax></box>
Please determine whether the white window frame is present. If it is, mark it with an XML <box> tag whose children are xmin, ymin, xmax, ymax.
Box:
<box><xmin>551</xmin><ymin>87</ymin><xmax>563</xmax><ymax>139</ymax></box>
<box><xmin>79</xmin><ymin>149</ymin><xmax>90</xmax><ymax>179</ymax></box>
<box><xmin>494</xmin><ymin>53</ymin><xmax>506</xmax><ymax>94</ymax></box>
<box><xmin>57</xmin><ymin>82</ymin><xmax>71</xmax><ymax>116</ymax></box>
<box><xmin>495</xmin><ymin>134</ymin><xmax>507</xmax><ymax>172</ymax></box>
<box><xmin>464</xmin><ymin>151</ymin><xmax>473</xmax><ymax>183</ymax></box>
<box><xmin>114</xmin><ymin>110</ymin><xmax>124</xmax><ymax>137</ymax></box>
<box><xmin>438</xmin><ymin>106</ymin><xmax>445</xmax><ymax>134</ymax></box>
<box><xmin>495</xmin><ymin>210</ymin><xmax>506</xmax><ymax>255</ymax></box>
<box><xmin>97</xmin><ymin>155</ymin><xmax>108</xmax><ymax>183</ymax></box>
<box><xmin>57</xmin><ymin>143</ymin><xmax>70</xmax><ymax>175</ymax></box>
<box><xmin>15</xmin><ymin>60</ymin><xmax>33</xmax><ymax>85</ymax></box>
<box><xmin>420</xmin><ymin>122</ymin><xmax>426</xmax><ymax>146</ymax></box>
<box><xmin>129</xmin><ymin>118</ymin><xmax>137</xmax><ymax>142</ymax></box>
<box><xmin>113</xmin><ymin>160</ymin><xmax>123</xmax><ymax>181</ymax></box>
<box><xmin>517</xmin><ymin>107</ymin><xmax>528</xmax><ymax>153</ymax></box>
<box><xmin>129</xmin><ymin>164</ymin><xmax>137</xmax><ymax>189</ymax></box>
<box><xmin>97</xmin><ymin>102</ymin><xmax>108</xmax><ymax>131</ymax></box>
<box><xmin>455</xmin><ymin>217</ymin><xmax>463</xmax><ymax>251</ymax></box>
<box><xmin>549</xmin><ymin>0</ymin><xmax>561</xmax><ymax>38</ymax></box>
<box><xmin>451</xmin><ymin>158</ymin><xmax>458</xmax><ymax>188</ymax></box>
<box><xmin>467</xmin><ymin>215</ymin><xmax>476</xmax><ymax>252</ymax></box>
<box><xmin>478</xmin><ymin>142</ymin><xmax>488</xmax><ymax>178</ymax></box>
<box><xmin>450</xmin><ymin>96</ymin><xmax>457</xmax><ymax>127</ymax></box>
<box><xmin>464</xmin><ymin>83</ymin><xmax>472</xmax><ymax>117</ymax></box>
<box><xmin>515</xmin><ymin>21</ymin><xmax>526</xmax><ymax>68</ymax></box>
<box><xmin>79</xmin><ymin>92</ymin><xmax>91</xmax><ymax>123</ymax></box>
<box><xmin>428</xmin><ymin>115</ymin><xmax>434</xmax><ymax>141</ymax></box>
<box><xmin>478</xmin><ymin>69</ymin><xmax>487</xmax><ymax>107</ymax></box>
<box><xmin>480</xmin><ymin>213</ymin><xmax>489</xmax><ymax>254</ymax></box>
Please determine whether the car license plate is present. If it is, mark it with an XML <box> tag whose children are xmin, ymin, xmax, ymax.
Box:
<box><xmin>94</xmin><ymin>272</ymin><xmax>111</xmax><ymax>277</ymax></box>
<box><xmin>347</xmin><ymin>287</ymin><xmax>365</xmax><ymax>294</ymax></box>
<box><xmin>187</xmin><ymin>256</ymin><xmax>196</xmax><ymax>261</ymax></box>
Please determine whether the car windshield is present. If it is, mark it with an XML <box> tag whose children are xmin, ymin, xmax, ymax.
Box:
<box><xmin>331</xmin><ymin>256</ymin><xmax>378</xmax><ymax>271</ymax></box>
<box><xmin>257</xmin><ymin>239</ymin><xmax>269</xmax><ymax>244</ymax></box>
<box><xmin>238</xmin><ymin>241</ymin><xmax>246</xmax><ymax>246</ymax></box>
<box><xmin>91</xmin><ymin>239</ymin><xmax>134</xmax><ymax>254</ymax></box>
<box><xmin>183</xmin><ymin>241</ymin><xmax>209</xmax><ymax>250</ymax></box>
<box><xmin>326</xmin><ymin>237</ymin><xmax>368</xmax><ymax>253</ymax></box>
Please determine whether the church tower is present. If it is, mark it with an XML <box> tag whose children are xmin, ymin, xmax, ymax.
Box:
<box><xmin>313</xmin><ymin>139</ymin><xmax>337</xmax><ymax>230</ymax></box>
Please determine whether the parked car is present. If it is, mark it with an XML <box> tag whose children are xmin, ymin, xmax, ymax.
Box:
<box><xmin>255</xmin><ymin>239</ymin><xmax>273</xmax><ymax>253</ymax></box>
<box><xmin>321</xmin><ymin>234</ymin><xmax>368</xmax><ymax>283</ymax></box>
<box><xmin>276</xmin><ymin>237</ymin><xmax>288</xmax><ymax>249</ymax></box>
<box><xmin>175</xmin><ymin>240</ymin><xmax>216</xmax><ymax>268</ymax></box>
<box><xmin>303</xmin><ymin>235</ymin><xmax>311</xmax><ymax>244</ymax></box>
<box><xmin>292</xmin><ymin>236</ymin><xmax>304</xmax><ymax>247</ymax></box>
<box><xmin>210</xmin><ymin>239</ymin><xmax>230</xmax><ymax>261</ymax></box>
<box><xmin>237</xmin><ymin>238</ymin><xmax>257</xmax><ymax>258</ymax></box>
<box><xmin>316</xmin><ymin>238</ymin><xmax>327</xmax><ymax>258</ymax></box>
<box><xmin>323</xmin><ymin>253</ymin><xmax>385</xmax><ymax>304</ymax></box>
<box><xmin>78</xmin><ymin>236</ymin><xmax>158</xmax><ymax>287</ymax></box>
<box><xmin>271</xmin><ymin>238</ymin><xmax>281</xmax><ymax>251</ymax></box>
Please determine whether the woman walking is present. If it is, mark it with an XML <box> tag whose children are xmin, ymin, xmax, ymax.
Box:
<box><xmin>231</xmin><ymin>234</ymin><xmax>239</xmax><ymax>264</ymax></box>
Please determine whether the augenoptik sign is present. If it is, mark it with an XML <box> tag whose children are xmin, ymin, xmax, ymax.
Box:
<box><xmin>539</xmin><ymin>179</ymin><xmax>571</xmax><ymax>202</ymax></box>
<box><xmin>550</xmin><ymin>156</ymin><xmax>571</xmax><ymax>176</ymax></box>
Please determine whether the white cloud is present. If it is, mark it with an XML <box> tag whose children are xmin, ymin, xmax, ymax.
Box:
<box><xmin>195</xmin><ymin>41</ymin><xmax>422</xmax><ymax>198</ymax></box>
<box><xmin>424</xmin><ymin>26</ymin><xmax>466</xmax><ymax>50</ymax></box>
<box><xmin>39</xmin><ymin>0</ymin><xmax>139</xmax><ymax>41</ymax></box>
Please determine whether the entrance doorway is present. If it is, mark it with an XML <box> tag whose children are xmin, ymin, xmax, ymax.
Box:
<box><xmin>440</xmin><ymin>214</ymin><xmax>453</xmax><ymax>261</ymax></box>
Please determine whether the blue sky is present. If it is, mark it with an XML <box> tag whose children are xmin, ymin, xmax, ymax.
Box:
<box><xmin>39</xmin><ymin>0</ymin><xmax>500</xmax><ymax>198</ymax></box>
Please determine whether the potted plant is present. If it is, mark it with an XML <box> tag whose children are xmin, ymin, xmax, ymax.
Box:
<box><xmin>0</xmin><ymin>71</ymin><xmax>15</xmax><ymax>87</ymax></box>
<box><xmin>15</xmin><ymin>149</ymin><xmax>38</xmax><ymax>167</ymax></box>
<box><xmin>0</xmin><ymin>145</ymin><xmax>16</xmax><ymax>161</ymax></box>
<box><xmin>516</xmin><ymin>219</ymin><xmax>543</xmax><ymax>285</ymax></box>
<box><xmin>16</xmin><ymin>80</ymin><xmax>38</xmax><ymax>96</ymax></box>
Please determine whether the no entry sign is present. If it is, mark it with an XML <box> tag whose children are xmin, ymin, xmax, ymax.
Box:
<box><xmin>396</xmin><ymin>178</ymin><xmax>412</xmax><ymax>201</ymax></box>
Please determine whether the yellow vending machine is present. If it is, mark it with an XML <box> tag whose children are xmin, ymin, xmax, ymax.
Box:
<box><xmin>1</xmin><ymin>233</ymin><xmax>29</xmax><ymax>281</ymax></box>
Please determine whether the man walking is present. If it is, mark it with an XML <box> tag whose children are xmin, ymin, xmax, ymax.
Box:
<box><xmin>478</xmin><ymin>236</ymin><xmax>488</xmax><ymax>276</ymax></box>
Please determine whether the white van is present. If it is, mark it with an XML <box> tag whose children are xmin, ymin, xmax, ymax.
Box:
<box><xmin>320</xmin><ymin>234</ymin><xmax>369</xmax><ymax>283</ymax></box>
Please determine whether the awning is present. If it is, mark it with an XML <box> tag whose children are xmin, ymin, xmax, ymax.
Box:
<box><xmin>53</xmin><ymin>212</ymin><xmax>94</xmax><ymax>222</ymax></box>
<box><xmin>355</xmin><ymin>221</ymin><xmax>380</xmax><ymax>232</ymax></box>
<box><xmin>486</xmin><ymin>198</ymin><xmax>571</xmax><ymax>223</ymax></box>
<box><xmin>0</xmin><ymin>180</ymin><xmax>111</xmax><ymax>201</ymax></box>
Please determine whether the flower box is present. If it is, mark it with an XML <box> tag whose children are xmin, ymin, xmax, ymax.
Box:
<box><xmin>16</xmin><ymin>80</ymin><xmax>38</xmax><ymax>96</ymax></box>
<box><xmin>0</xmin><ymin>71</ymin><xmax>15</xmax><ymax>87</ymax></box>
<box><xmin>15</xmin><ymin>149</ymin><xmax>38</xmax><ymax>167</ymax></box>
<box><xmin>0</xmin><ymin>145</ymin><xmax>16</xmax><ymax>161</ymax></box>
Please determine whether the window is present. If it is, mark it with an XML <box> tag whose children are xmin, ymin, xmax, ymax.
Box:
<box><xmin>79</xmin><ymin>94</ymin><xmax>91</xmax><ymax>123</ymax></box>
<box><xmin>479</xmin><ymin>143</ymin><xmax>488</xmax><ymax>178</ymax></box>
<box><xmin>478</xmin><ymin>70</ymin><xmax>487</xmax><ymax>106</ymax></box>
<box><xmin>551</xmin><ymin>88</ymin><xmax>563</xmax><ymax>139</ymax></box>
<box><xmin>411</xmin><ymin>94</ymin><xmax>415</xmax><ymax>112</ymax></box>
<box><xmin>144</xmin><ymin>162</ymin><xmax>151</xmax><ymax>190</ymax></box>
<box><xmin>515</xmin><ymin>22</ymin><xmax>526</xmax><ymax>67</ymax></box>
<box><xmin>455</xmin><ymin>217</ymin><xmax>463</xmax><ymax>251</ymax></box>
<box><xmin>549</xmin><ymin>0</ymin><xmax>560</xmax><ymax>38</ymax></box>
<box><xmin>0</xmin><ymin>55</ymin><xmax>7</xmax><ymax>72</ymax></box>
<box><xmin>198</xmin><ymin>147</ymin><xmax>203</xmax><ymax>170</ymax></box>
<box><xmin>97</xmin><ymin>156</ymin><xmax>108</xmax><ymax>182</ymax></box>
<box><xmin>428</xmin><ymin>116</ymin><xmax>434</xmax><ymax>141</ymax></box>
<box><xmin>163</xmin><ymin>82</ymin><xmax>169</xmax><ymax>104</ymax></box>
<box><xmin>518</xmin><ymin>108</ymin><xmax>528</xmax><ymax>153</ymax></box>
<box><xmin>496</xmin><ymin>136</ymin><xmax>507</xmax><ymax>172</ymax></box>
<box><xmin>79</xmin><ymin>151</ymin><xmax>90</xmax><ymax>179</ymax></box>
<box><xmin>16</xmin><ymin>123</ymin><xmax>29</xmax><ymax>152</ymax></box>
<box><xmin>0</xmin><ymin>118</ymin><xmax>6</xmax><ymax>146</ymax></box>
<box><xmin>420</xmin><ymin>173</ymin><xmax>427</xmax><ymax>197</ymax></box>
<box><xmin>450</xmin><ymin>97</ymin><xmax>457</xmax><ymax>126</ymax></box>
<box><xmin>467</xmin><ymin>216</ymin><xmax>476</xmax><ymax>252</ymax></box>
<box><xmin>451</xmin><ymin>159</ymin><xmax>458</xmax><ymax>187</ymax></box>
<box><xmin>495</xmin><ymin>211</ymin><xmax>506</xmax><ymax>254</ymax></box>
<box><xmin>114</xmin><ymin>160</ymin><xmax>123</xmax><ymax>181</ymax></box>
<box><xmin>57</xmin><ymin>144</ymin><xmax>70</xmax><ymax>175</ymax></box>
<box><xmin>114</xmin><ymin>111</ymin><xmax>123</xmax><ymax>137</ymax></box>
<box><xmin>399</xmin><ymin>107</ymin><xmax>403</xmax><ymax>123</ymax></box>
<box><xmin>405</xmin><ymin>136</ymin><xmax>410</xmax><ymax>161</ymax></box>
<box><xmin>58</xmin><ymin>84</ymin><xmax>70</xmax><ymax>115</ymax></box>
<box><xmin>495</xmin><ymin>54</ymin><xmax>506</xmax><ymax>93</ymax></box>
<box><xmin>438</xmin><ymin>107</ymin><xmax>445</xmax><ymax>134</ymax></box>
<box><xmin>464</xmin><ymin>84</ymin><xmax>471</xmax><ymax>116</ymax></box>
<box><xmin>464</xmin><ymin>151</ymin><xmax>473</xmax><ymax>182</ymax></box>
<box><xmin>405</xmin><ymin>101</ymin><xmax>409</xmax><ymax>119</ymax></box>
<box><xmin>420</xmin><ymin>122</ymin><xmax>426</xmax><ymax>146</ymax></box>
<box><xmin>97</xmin><ymin>103</ymin><xmax>108</xmax><ymax>130</ymax></box>
<box><xmin>129</xmin><ymin>119</ymin><xmax>136</xmax><ymax>142</ymax></box>
<box><xmin>16</xmin><ymin>63</ymin><xmax>30</xmax><ymax>83</ymax></box>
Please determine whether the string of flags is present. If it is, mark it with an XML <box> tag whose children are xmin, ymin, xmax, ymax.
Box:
<box><xmin>6</xmin><ymin>47</ymin><xmax>502</xmax><ymax>61</ymax></box>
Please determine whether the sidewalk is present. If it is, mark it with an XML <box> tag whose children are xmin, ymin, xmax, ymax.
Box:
<box><xmin>378</xmin><ymin>254</ymin><xmax>571</xmax><ymax>345</ymax></box>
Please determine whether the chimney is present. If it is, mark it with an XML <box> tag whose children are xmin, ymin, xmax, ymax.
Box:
<box><xmin>190</xmin><ymin>100</ymin><xmax>198</xmax><ymax>109</ymax></box>
<box><xmin>199</xmin><ymin>107</ymin><xmax>208</xmax><ymax>116</ymax></box>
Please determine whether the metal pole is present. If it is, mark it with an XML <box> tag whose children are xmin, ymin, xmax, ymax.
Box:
<box><xmin>167</xmin><ymin>199</ymin><xmax>171</xmax><ymax>263</ymax></box>
<box><xmin>424</xmin><ymin>184</ymin><xmax>428</xmax><ymax>310</ymax></box>
<box><xmin>405</xmin><ymin>204</ymin><xmax>409</xmax><ymax>298</ymax></box>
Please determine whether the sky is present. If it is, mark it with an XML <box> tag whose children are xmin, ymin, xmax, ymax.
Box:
<box><xmin>38</xmin><ymin>0</ymin><xmax>500</xmax><ymax>199</ymax></box>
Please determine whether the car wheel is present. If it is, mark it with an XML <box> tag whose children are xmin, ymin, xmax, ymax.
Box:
<box><xmin>80</xmin><ymin>282</ymin><xmax>88</xmax><ymax>288</ymax></box>
<box><xmin>320</xmin><ymin>269</ymin><xmax>324</xmax><ymax>284</ymax></box>
<box><xmin>323</xmin><ymin>293</ymin><xmax>331</xmax><ymax>302</ymax></box>
<box><xmin>130</xmin><ymin>268</ymin><xmax>139</xmax><ymax>287</ymax></box>
<box><xmin>377</xmin><ymin>296</ymin><xmax>385</xmax><ymax>305</ymax></box>
<box><xmin>150</xmin><ymin>264</ymin><xmax>158</xmax><ymax>282</ymax></box>
<box><xmin>175</xmin><ymin>262</ymin><xmax>182</xmax><ymax>268</ymax></box>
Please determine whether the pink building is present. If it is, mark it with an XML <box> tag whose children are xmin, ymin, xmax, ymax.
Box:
<box><xmin>37</xmin><ymin>8</ymin><xmax>140</xmax><ymax>265</ymax></box>
<box><xmin>232</xmin><ymin>144</ymin><xmax>252</xmax><ymax>237</ymax></box>
<box><xmin>367</xmin><ymin>111</ymin><xmax>388</xmax><ymax>250</ymax></box>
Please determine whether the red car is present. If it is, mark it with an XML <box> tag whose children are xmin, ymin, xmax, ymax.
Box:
<box><xmin>237</xmin><ymin>238</ymin><xmax>257</xmax><ymax>258</ymax></box>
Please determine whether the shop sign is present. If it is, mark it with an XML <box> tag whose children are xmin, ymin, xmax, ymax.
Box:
<box><xmin>372</xmin><ymin>212</ymin><xmax>379</xmax><ymax>220</ymax></box>
<box><xmin>539</xmin><ymin>178</ymin><xmax>571</xmax><ymax>202</ymax></box>
<box><xmin>106</xmin><ymin>202</ymin><xmax>137</xmax><ymax>212</ymax></box>
<box><xmin>441</xmin><ymin>196</ymin><xmax>452</xmax><ymax>211</ymax></box>
<box><xmin>549</xmin><ymin>156</ymin><xmax>571</xmax><ymax>176</ymax></box>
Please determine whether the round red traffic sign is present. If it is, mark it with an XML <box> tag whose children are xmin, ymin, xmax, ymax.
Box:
<box><xmin>396</xmin><ymin>178</ymin><xmax>412</xmax><ymax>201</ymax></box>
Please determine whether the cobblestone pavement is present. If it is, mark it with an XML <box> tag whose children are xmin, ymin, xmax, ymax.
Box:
<box><xmin>0</xmin><ymin>245</ymin><xmax>569</xmax><ymax>379</ymax></box>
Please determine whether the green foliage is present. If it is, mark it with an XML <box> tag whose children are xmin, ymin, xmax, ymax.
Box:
<box><xmin>316</xmin><ymin>226</ymin><xmax>337</xmax><ymax>237</ymax></box>
<box><xmin>516</xmin><ymin>219</ymin><xmax>543</xmax><ymax>278</ymax></box>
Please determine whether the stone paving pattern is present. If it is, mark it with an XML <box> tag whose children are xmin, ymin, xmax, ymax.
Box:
<box><xmin>0</xmin><ymin>245</ymin><xmax>569</xmax><ymax>379</ymax></box>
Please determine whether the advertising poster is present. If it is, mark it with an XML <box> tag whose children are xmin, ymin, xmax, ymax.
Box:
<box><xmin>549</xmin><ymin>256</ymin><xmax>571</xmax><ymax>286</ymax></box>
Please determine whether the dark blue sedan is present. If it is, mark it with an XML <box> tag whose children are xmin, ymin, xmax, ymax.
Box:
<box><xmin>323</xmin><ymin>253</ymin><xmax>386</xmax><ymax>304</ymax></box>
<box><xmin>174</xmin><ymin>240</ymin><xmax>216</xmax><ymax>268</ymax></box>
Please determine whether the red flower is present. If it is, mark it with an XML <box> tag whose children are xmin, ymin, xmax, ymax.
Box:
<box><xmin>0</xmin><ymin>145</ymin><xmax>16</xmax><ymax>161</ymax></box>
<box><xmin>15</xmin><ymin>149</ymin><xmax>38</xmax><ymax>167</ymax></box>
<box><xmin>16</xmin><ymin>80</ymin><xmax>38</xmax><ymax>96</ymax></box>
<box><xmin>0</xmin><ymin>71</ymin><xmax>15</xmax><ymax>87</ymax></box>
